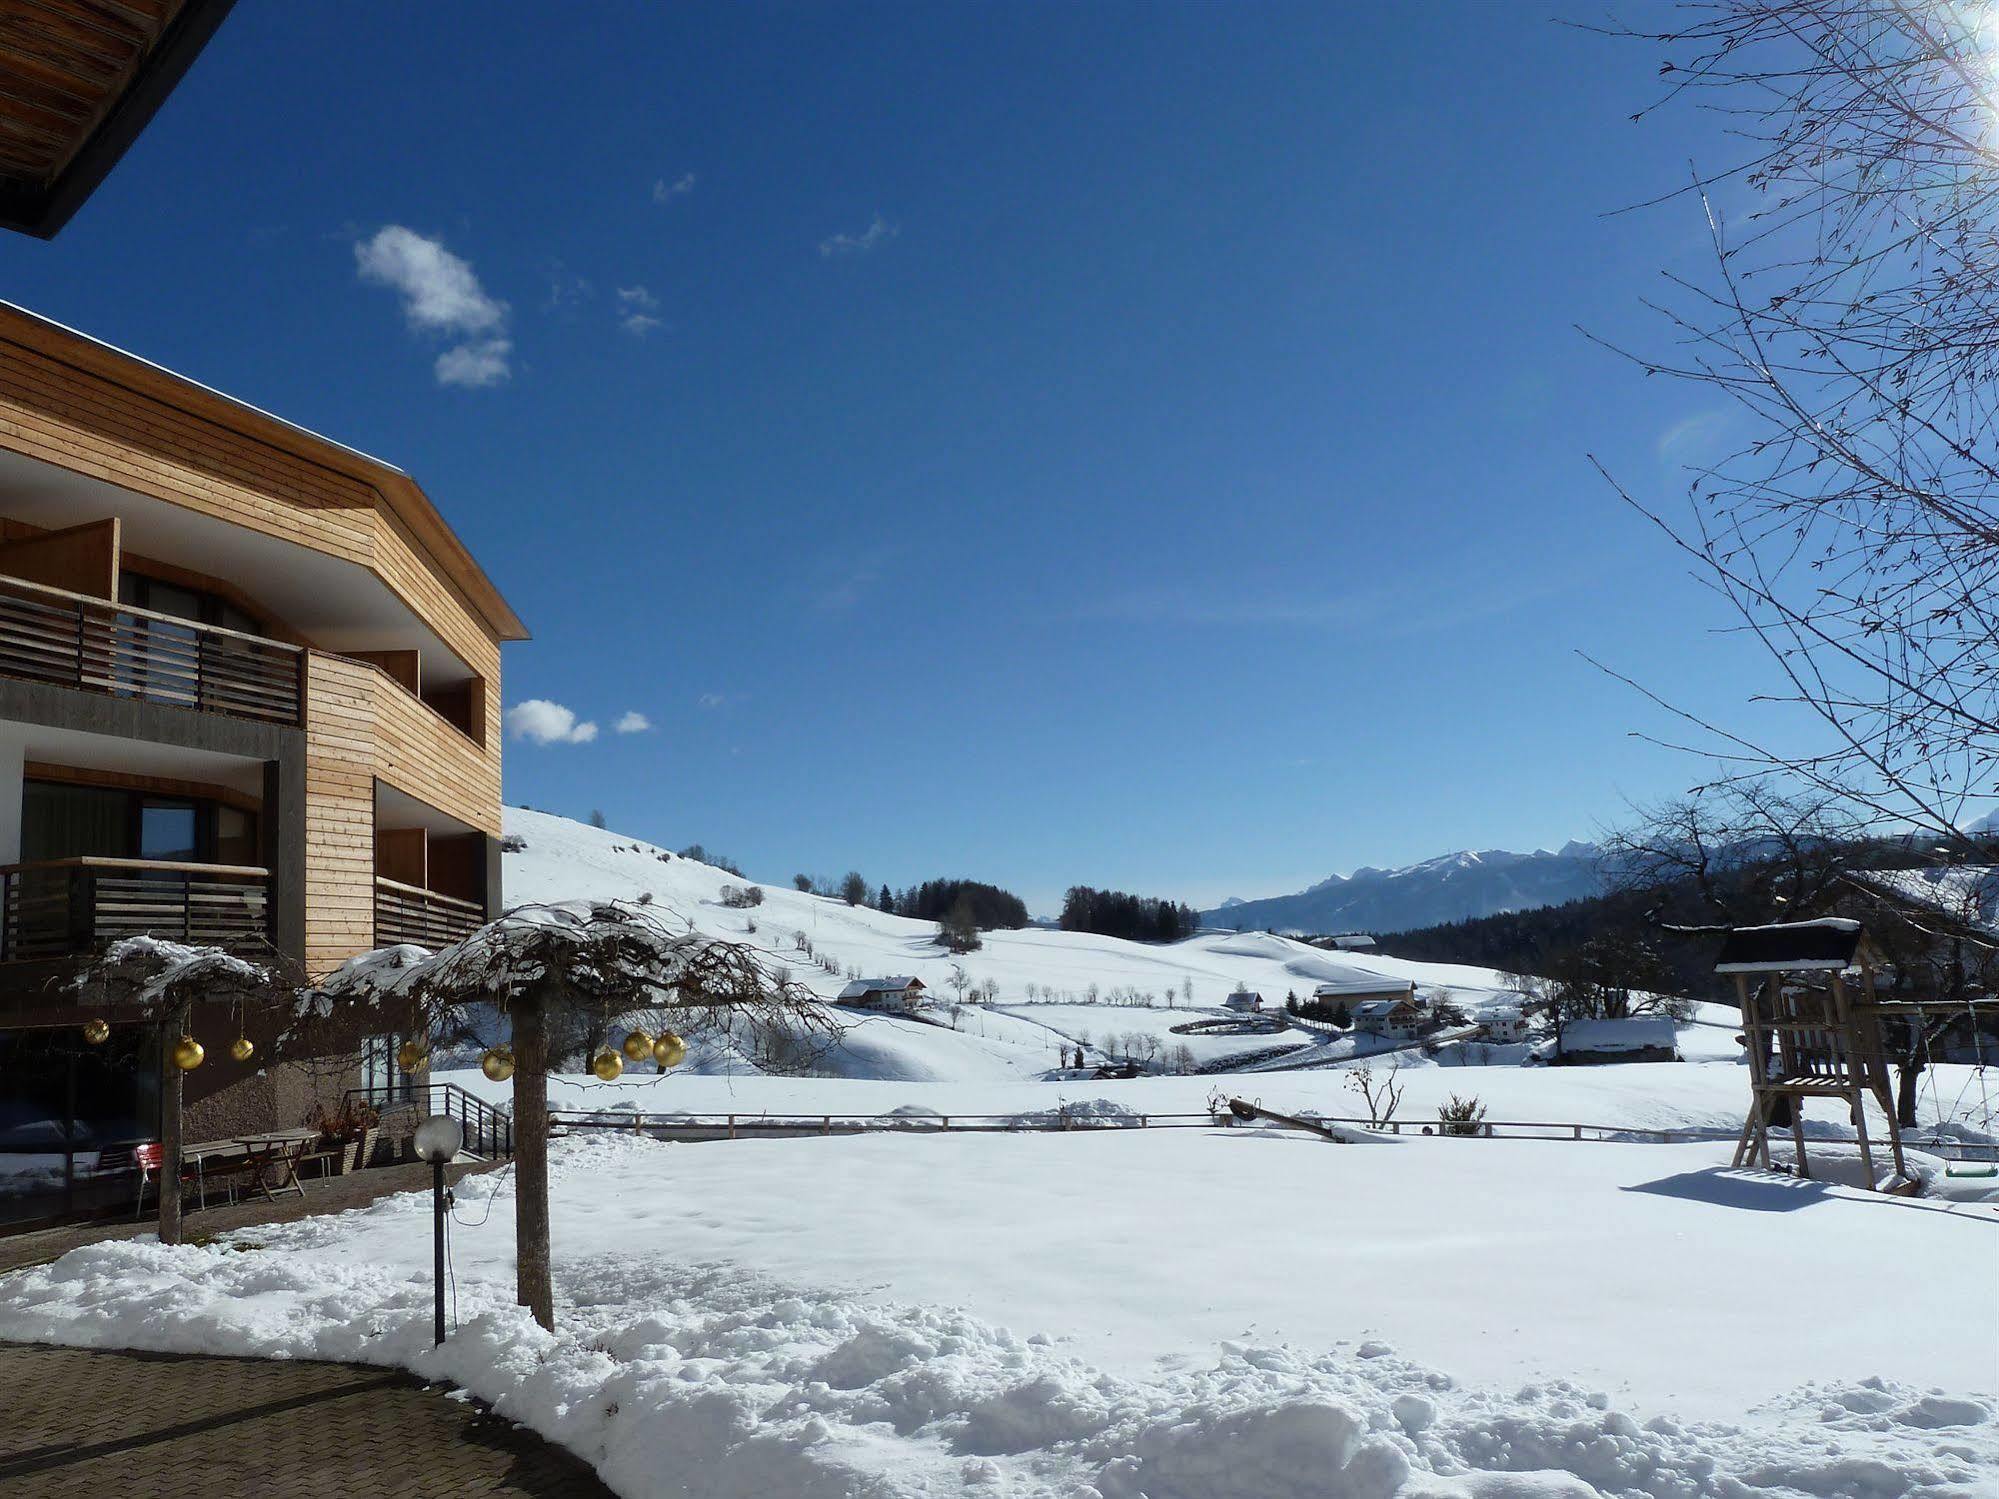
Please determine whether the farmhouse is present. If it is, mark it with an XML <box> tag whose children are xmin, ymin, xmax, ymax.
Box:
<box><xmin>836</xmin><ymin>977</ymin><xmax>926</xmax><ymax>1013</ymax></box>
<box><xmin>1483</xmin><ymin>1006</ymin><xmax>1530</xmax><ymax>1044</ymax></box>
<box><xmin>1223</xmin><ymin>988</ymin><xmax>1265</xmax><ymax>1013</ymax></box>
<box><xmin>1350</xmin><ymin>994</ymin><xmax>1429</xmax><ymax>1041</ymax></box>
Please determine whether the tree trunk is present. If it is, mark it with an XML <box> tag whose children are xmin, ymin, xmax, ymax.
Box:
<box><xmin>1895</xmin><ymin>1057</ymin><xmax>1923</xmax><ymax>1129</ymax></box>
<box><xmin>511</xmin><ymin>989</ymin><xmax>554</xmax><ymax>1331</ymax></box>
<box><xmin>157</xmin><ymin>1010</ymin><xmax>185</xmax><ymax>1246</ymax></box>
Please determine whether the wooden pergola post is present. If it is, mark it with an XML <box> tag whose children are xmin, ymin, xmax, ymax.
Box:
<box><xmin>510</xmin><ymin>984</ymin><xmax>554</xmax><ymax>1332</ymax></box>
<box><xmin>157</xmin><ymin>1000</ymin><xmax>187</xmax><ymax>1245</ymax></box>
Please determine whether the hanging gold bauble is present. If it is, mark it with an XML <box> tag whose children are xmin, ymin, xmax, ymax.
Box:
<box><xmin>81</xmin><ymin>1017</ymin><xmax>110</xmax><ymax>1045</ymax></box>
<box><xmin>229</xmin><ymin>1036</ymin><xmax>255</xmax><ymax>1063</ymax></box>
<box><xmin>589</xmin><ymin>1049</ymin><xmax>624</xmax><ymax>1081</ymax></box>
<box><xmin>170</xmin><ymin>1035</ymin><xmax>205</xmax><ymax>1071</ymax></box>
<box><xmin>620</xmin><ymin>1029</ymin><xmax>653</xmax><ymax>1063</ymax></box>
<box><xmin>652</xmin><ymin>1030</ymin><xmax>687</xmax><ymax>1069</ymax></box>
<box><xmin>480</xmin><ymin>1046</ymin><xmax>515</xmax><ymax>1082</ymax></box>
<box><xmin>397</xmin><ymin>1039</ymin><xmax>429</xmax><ymax>1073</ymax></box>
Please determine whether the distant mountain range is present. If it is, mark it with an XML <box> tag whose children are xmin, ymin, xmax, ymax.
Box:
<box><xmin>1203</xmin><ymin>842</ymin><xmax>1604</xmax><ymax>936</ymax></box>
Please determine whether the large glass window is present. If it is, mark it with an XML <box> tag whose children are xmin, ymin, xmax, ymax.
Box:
<box><xmin>0</xmin><ymin>1025</ymin><xmax>157</xmax><ymax>1229</ymax></box>
<box><xmin>20</xmin><ymin>780</ymin><xmax>258</xmax><ymax>867</ymax></box>
<box><xmin>118</xmin><ymin>572</ymin><xmax>264</xmax><ymax>637</ymax></box>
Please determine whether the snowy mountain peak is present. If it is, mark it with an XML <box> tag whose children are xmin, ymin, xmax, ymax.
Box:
<box><xmin>1205</xmin><ymin>839</ymin><xmax>1603</xmax><ymax>935</ymax></box>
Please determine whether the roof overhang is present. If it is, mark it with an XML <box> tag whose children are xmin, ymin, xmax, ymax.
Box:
<box><xmin>0</xmin><ymin>0</ymin><xmax>236</xmax><ymax>239</ymax></box>
<box><xmin>0</xmin><ymin>300</ymin><xmax>529</xmax><ymax>645</ymax></box>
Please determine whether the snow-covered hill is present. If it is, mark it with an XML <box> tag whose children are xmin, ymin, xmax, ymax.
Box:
<box><xmin>1203</xmin><ymin>841</ymin><xmax>1603</xmax><ymax>935</ymax></box>
<box><xmin>500</xmin><ymin>808</ymin><xmax>1528</xmax><ymax>1082</ymax></box>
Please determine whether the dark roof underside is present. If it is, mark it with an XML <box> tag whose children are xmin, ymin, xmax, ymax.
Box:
<box><xmin>0</xmin><ymin>0</ymin><xmax>235</xmax><ymax>239</ymax></box>
<box><xmin>1714</xmin><ymin>920</ymin><xmax>1865</xmax><ymax>975</ymax></box>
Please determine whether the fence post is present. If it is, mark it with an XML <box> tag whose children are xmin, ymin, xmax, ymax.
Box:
<box><xmin>1573</xmin><ymin>1124</ymin><xmax>1582</xmax><ymax>1140</ymax></box>
<box><xmin>728</xmin><ymin>1113</ymin><xmax>736</xmax><ymax>1140</ymax></box>
<box><xmin>822</xmin><ymin>1115</ymin><xmax>830</xmax><ymax>1136</ymax></box>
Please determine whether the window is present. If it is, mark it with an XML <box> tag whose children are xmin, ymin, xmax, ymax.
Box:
<box><xmin>20</xmin><ymin>779</ymin><xmax>259</xmax><ymax>868</ymax></box>
<box><xmin>361</xmin><ymin>1034</ymin><xmax>414</xmax><ymax>1102</ymax></box>
<box><xmin>118</xmin><ymin>572</ymin><xmax>265</xmax><ymax>637</ymax></box>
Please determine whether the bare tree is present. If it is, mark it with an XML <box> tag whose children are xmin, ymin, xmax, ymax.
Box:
<box><xmin>1602</xmin><ymin>778</ymin><xmax>1871</xmax><ymax>925</ymax></box>
<box><xmin>1344</xmin><ymin>1058</ymin><xmax>1404</xmax><ymax>1128</ymax></box>
<box><xmin>1592</xmin><ymin>2</ymin><xmax>1999</xmax><ymax>838</ymax></box>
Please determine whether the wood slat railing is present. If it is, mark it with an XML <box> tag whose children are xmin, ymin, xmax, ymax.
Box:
<box><xmin>374</xmin><ymin>876</ymin><xmax>485</xmax><ymax>951</ymax></box>
<box><xmin>0</xmin><ymin>856</ymin><xmax>270</xmax><ymax>960</ymax></box>
<box><xmin>0</xmin><ymin>573</ymin><xmax>304</xmax><ymax>727</ymax></box>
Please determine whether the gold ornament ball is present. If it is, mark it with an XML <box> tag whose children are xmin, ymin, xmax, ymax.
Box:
<box><xmin>170</xmin><ymin>1035</ymin><xmax>205</xmax><ymax>1071</ymax></box>
<box><xmin>620</xmin><ymin>1029</ymin><xmax>653</xmax><ymax>1063</ymax></box>
<box><xmin>397</xmin><ymin>1039</ymin><xmax>429</xmax><ymax>1073</ymax></box>
<box><xmin>652</xmin><ymin>1031</ymin><xmax>687</xmax><ymax>1069</ymax></box>
<box><xmin>81</xmin><ymin>1017</ymin><xmax>110</xmax><ymax>1045</ymax></box>
<box><xmin>589</xmin><ymin>1049</ymin><xmax>624</xmax><ymax>1082</ymax></box>
<box><xmin>480</xmin><ymin>1046</ymin><xmax>515</xmax><ymax>1082</ymax></box>
<box><xmin>229</xmin><ymin>1036</ymin><xmax>256</xmax><ymax>1063</ymax></box>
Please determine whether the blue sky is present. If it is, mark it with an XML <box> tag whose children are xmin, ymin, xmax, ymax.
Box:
<box><xmin>0</xmin><ymin>2</ymin><xmax>1775</xmax><ymax>912</ymax></box>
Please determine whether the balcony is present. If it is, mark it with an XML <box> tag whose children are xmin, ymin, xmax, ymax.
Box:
<box><xmin>374</xmin><ymin>877</ymin><xmax>484</xmax><ymax>951</ymax></box>
<box><xmin>0</xmin><ymin>857</ymin><xmax>270</xmax><ymax>961</ymax></box>
<box><xmin>0</xmin><ymin>574</ymin><xmax>304</xmax><ymax>728</ymax></box>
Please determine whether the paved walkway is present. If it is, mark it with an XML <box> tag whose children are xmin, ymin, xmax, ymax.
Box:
<box><xmin>0</xmin><ymin>1161</ymin><xmax>610</xmax><ymax>1497</ymax></box>
<box><xmin>0</xmin><ymin>1342</ymin><xmax>609</xmax><ymax>1497</ymax></box>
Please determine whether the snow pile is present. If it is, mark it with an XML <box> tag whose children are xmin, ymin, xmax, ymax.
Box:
<box><xmin>4</xmin><ymin>1131</ymin><xmax>1994</xmax><ymax>1498</ymax></box>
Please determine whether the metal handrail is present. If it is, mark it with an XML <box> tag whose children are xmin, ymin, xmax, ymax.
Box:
<box><xmin>345</xmin><ymin>1081</ymin><xmax>514</xmax><ymax>1160</ymax></box>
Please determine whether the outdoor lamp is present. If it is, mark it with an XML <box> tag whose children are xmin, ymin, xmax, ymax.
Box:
<box><xmin>414</xmin><ymin>1113</ymin><xmax>465</xmax><ymax>1349</ymax></box>
<box><xmin>414</xmin><ymin>1114</ymin><xmax>464</xmax><ymax>1164</ymax></box>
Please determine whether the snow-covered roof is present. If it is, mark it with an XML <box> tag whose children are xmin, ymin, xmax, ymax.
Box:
<box><xmin>1846</xmin><ymin>866</ymin><xmax>1999</xmax><ymax>937</ymax></box>
<box><xmin>1558</xmin><ymin>1016</ymin><xmax>1678</xmax><ymax>1053</ymax></box>
<box><xmin>1312</xmin><ymin>978</ymin><xmax>1416</xmax><ymax>999</ymax></box>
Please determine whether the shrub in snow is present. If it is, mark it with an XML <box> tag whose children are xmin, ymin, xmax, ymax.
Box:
<box><xmin>1438</xmin><ymin>1094</ymin><xmax>1488</xmax><ymax>1138</ymax></box>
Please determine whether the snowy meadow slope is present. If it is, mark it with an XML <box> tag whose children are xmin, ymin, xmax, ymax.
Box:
<box><xmin>5</xmin><ymin>807</ymin><xmax>1995</xmax><ymax>1499</ymax></box>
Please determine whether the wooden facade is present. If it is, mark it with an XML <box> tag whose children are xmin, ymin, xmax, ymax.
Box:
<box><xmin>0</xmin><ymin>301</ymin><xmax>524</xmax><ymax>978</ymax></box>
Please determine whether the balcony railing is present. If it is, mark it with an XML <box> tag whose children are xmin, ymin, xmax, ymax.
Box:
<box><xmin>0</xmin><ymin>574</ymin><xmax>304</xmax><ymax>728</ymax></box>
<box><xmin>374</xmin><ymin>877</ymin><xmax>485</xmax><ymax>951</ymax></box>
<box><xmin>0</xmin><ymin>858</ymin><xmax>270</xmax><ymax>961</ymax></box>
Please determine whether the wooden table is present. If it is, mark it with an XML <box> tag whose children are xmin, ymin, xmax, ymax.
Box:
<box><xmin>233</xmin><ymin>1134</ymin><xmax>311</xmax><ymax>1203</ymax></box>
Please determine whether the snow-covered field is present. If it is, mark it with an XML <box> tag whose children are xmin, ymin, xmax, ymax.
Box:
<box><xmin>5</xmin><ymin>808</ymin><xmax>1995</xmax><ymax>1498</ymax></box>
<box><xmin>2</xmin><ymin>1129</ymin><xmax>1991</xmax><ymax>1498</ymax></box>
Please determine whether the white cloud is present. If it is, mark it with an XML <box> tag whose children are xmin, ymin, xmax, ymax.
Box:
<box><xmin>697</xmin><ymin>693</ymin><xmax>726</xmax><ymax>710</ymax></box>
<box><xmin>652</xmin><ymin>172</ymin><xmax>696</xmax><ymax>204</ymax></box>
<box><xmin>616</xmin><ymin>285</ymin><xmax>662</xmax><ymax>336</ymax></box>
<box><xmin>355</xmin><ymin>225</ymin><xmax>512</xmax><ymax>387</ymax></box>
<box><xmin>818</xmin><ymin>213</ymin><xmax>898</xmax><ymax>257</ymax></box>
<box><xmin>614</xmin><ymin>710</ymin><xmax>652</xmax><ymax>734</ymax></box>
<box><xmin>434</xmin><ymin>338</ymin><xmax>512</xmax><ymax>389</ymax></box>
<box><xmin>506</xmin><ymin>699</ymin><xmax>599</xmax><ymax>745</ymax></box>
